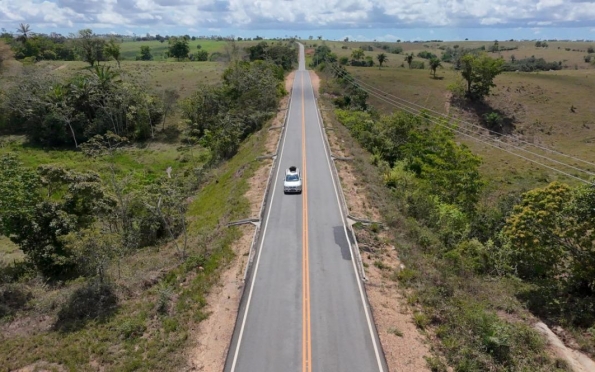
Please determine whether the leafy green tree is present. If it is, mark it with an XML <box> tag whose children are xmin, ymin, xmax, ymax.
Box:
<box><xmin>460</xmin><ymin>53</ymin><xmax>504</xmax><ymax>100</ymax></box>
<box><xmin>104</xmin><ymin>38</ymin><xmax>121</xmax><ymax>68</ymax></box>
<box><xmin>168</xmin><ymin>37</ymin><xmax>190</xmax><ymax>61</ymax></box>
<box><xmin>0</xmin><ymin>155</ymin><xmax>114</xmax><ymax>279</ymax></box>
<box><xmin>377</xmin><ymin>53</ymin><xmax>388</xmax><ymax>68</ymax></box>
<box><xmin>75</xmin><ymin>29</ymin><xmax>105</xmax><ymax>67</ymax></box>
<box><xmin>0</xmin><ymin>154</ymin><xmax>40</xmax><ymax>241</ymax></box>
<box><xmin>405</xmin><ymin>53</ymin><xmax>413</xmax><ymax>68</ymax></box>
<box><xmin>429</xmin><ymin>57</ymin><xmax>442</xmax><ymax>77</ymax></box>
<box><xmin>404</xmin><ymin>125</ymin><xmax>484</xmax><ymax>212</ymax></box>
<box><xmin>138</xmin><ymin>45</ymin><xmax>153</xmax><ymax>61</ymax></box>
<box><xmin>351</xmin><ymin>48</ymin><xmax>365</xmax><ymax>61</ymax></box>
<box><xmin>310</xmin><ymin>44</ymin><xmax>336</xmax><ymax>67</ymax></box>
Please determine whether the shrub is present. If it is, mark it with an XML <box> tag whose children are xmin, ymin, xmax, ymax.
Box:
<box><xmin>55</xmin><ymin>281</ymin><xmax>118</xmax><ymax>332</ymax></box>
<box><xmin>409</xmin><ymin>60</ymin><xmax>425</xmax><ymax>69</ymax></box>
<box><xmin>390</xmin><ymin>46</ymin><xmax>403</xmax><ymax>54</ymax></box>
<box><xmin>417</xmin><ymin>51</ymin><xmax>437</xmax><ymax>60</ymax></box>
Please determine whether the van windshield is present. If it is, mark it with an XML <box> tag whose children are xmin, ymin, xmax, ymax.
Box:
<box><xmin>286</xmin><ymin>174</ymin><xmax>299</xmax><ymax>182</ymax></box>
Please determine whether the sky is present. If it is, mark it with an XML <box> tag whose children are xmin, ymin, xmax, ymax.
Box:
<box><xmin>1</xmin><ymin>0</ymin><xmax>595</xmax><ymax>41</ymax></box>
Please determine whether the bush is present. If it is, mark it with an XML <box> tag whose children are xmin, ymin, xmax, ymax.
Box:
<box><xmin>55</xmin><ymin>281</ymin><xmax>118</xmax><ymax>332</ymax></box>
<box><xmin>409</xmin><ymin>60</ymin><xmax>425</xmax><ymax>69</ymax></box>
<box><xmin>0</xmin><ymin>284</ymin><xmax>32</xmax><ymax>318</ymax></box>
<box><xmin>417</xmin><ymin>51</ymin><xmax>437</xmax><ymax>60</ymax></box>
<box><xmin>390</xmin><ymin>46</ymin><xmax>403</xmax><ymax>54</ymax></box>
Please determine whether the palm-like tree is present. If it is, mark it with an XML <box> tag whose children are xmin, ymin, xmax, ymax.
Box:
<box><xmin>377</xmin><ymin>53</ymin><xmax>388</xmax><ymax>68</ymax></box>
<box><xmin>93</xmin><ymin>65</ymin><xmax>120</xmax><ymax>91</ymax></box>
<box><xmin>16</xmin><ymin>23</ymin><xmax>31</xmax><ymax>44</ymax></box>
<box><xmin>429</xmin><ymin>57</ymin><xmax>442</xmax><ymax>78</ymax></box>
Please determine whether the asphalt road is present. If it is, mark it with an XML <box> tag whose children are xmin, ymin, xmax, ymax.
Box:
<box><xmin>224</xmin><ymin>44</ymin><xmax>387</xmax><ymax>372</ymax></box>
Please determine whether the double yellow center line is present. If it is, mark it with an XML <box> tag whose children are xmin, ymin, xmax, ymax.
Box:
<box><xmin>301</xmin><ymin>71</ymin><xmax>312</xmax><ymax>372</ymax></box>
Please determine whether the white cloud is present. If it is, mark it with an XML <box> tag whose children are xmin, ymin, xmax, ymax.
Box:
<box><xmin>0</xmin><ymin>0</ymin><xmax>594</xmax><ymax>35</ymax></box>
<box><xmin>374</xmin><ymin>33</ymin><xmax>403</xmax><ymax>42</ymax></box>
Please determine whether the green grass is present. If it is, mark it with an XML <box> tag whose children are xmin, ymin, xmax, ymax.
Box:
<box><xmin>0</xmin><ymin>236</ymin><xmax>22</xmax><ymax>264</ymax></box>
<box><xmin>0</xmin><ymin>137</ymin><xmax>209</xmax><ymax>188</ymax></box>
<box><xmin>34</xmin><ymin>60</ymin><xmax>225</xmax><ymax>100</ymax></box>
<box><xmin>118</xmin><ymin>39</ymin><xmax>228</xmax><ymax>61</ymax></box>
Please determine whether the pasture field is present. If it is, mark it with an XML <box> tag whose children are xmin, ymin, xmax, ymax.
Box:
<box><xmin>118</xmin><ymin>39</ymin><xmax>228</xmax><ymax>60</ymax></box>
<box><xmin>311</xmin><ymin>40</ymin><xmax>595</xmax><ymax>69</ymax></box>
<box><xmin>311</xmin><ymin>41</ymin><xmax>595</xmax><ymax>195</ymax></box>
<box><xmin>33</xmin><ymin>60</ymin><xmax>225</xmax><ymax>100</ymax></box>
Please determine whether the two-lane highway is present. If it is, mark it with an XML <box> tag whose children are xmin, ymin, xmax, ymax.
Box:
<box><xmin>225</xmin><ymin>43</ymin><xmax>387</xmax><ymax>372</ymax></box>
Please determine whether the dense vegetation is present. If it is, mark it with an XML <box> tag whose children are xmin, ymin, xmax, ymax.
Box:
<box><xmin>502</xmin><ymin>56</ymin><xmax>563</xmax><ymax>72</ymax></box>
<box><xmin>0</xmin><ymin>33</ymin><xmax>297</xmax><ymax>369</ymax></box>
<box><xmin>320</xmin><ymin>62</ymin><xmax>595</xmax><ymax>370</ymax></box>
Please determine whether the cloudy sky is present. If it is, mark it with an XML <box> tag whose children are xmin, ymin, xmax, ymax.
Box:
<box><xmin>1</xmin><ymin>0</ymin><xmax>595</xmax><ymax>41</ymax></box>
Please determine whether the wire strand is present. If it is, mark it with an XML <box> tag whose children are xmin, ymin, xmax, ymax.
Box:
<box><xmin>324</xmin><ymin>60</ymin><xmax>595</xmax><ymax>185</ymax></box>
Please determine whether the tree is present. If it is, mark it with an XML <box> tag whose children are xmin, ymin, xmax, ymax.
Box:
<box><xmin>16</xmin><ymin>23</ymin><xmax>31</xmax><ymax>44</ymax></box>
<box><xmin>104</xmin><ymin>38</ymin><xmax>121</xmax><ymax>68</ymax></box>
<box><xmin>138</xmin><ymin>45</ymin><xmax>153</xmax><ymax>61</ymax></box>
<box><xmin>377</xmin><ymin>53</ymin><xmax>388</xmax><ymax>68</ymax></box>
<box><xmin>75</xmin><ymin>29</ymin><xmax>105</xmax><ymax>67</ymax></box>
<box><xmin>168</xmin><ymin>37</ymin><xmax>190</xmax><ymax>61</ymax></box>
<box><xmin>0</xmin><ymin>155</ymin><xmax>114</xmax><ymax>279</ymax></box>
<box><xmin>405</xmin><ymin>53</ymin><xmax>414</xmax><ymax>68</ymax></box>
<box><xmin>429</xmin><ymin>57</ymin><xmax>442</xmax><ymax>78</ymax></box>
<box><xmin>351</xmin><ymin>48</ymin><xmax>365</xmax><ymax>61</ymax></box>
<box><xmin>459</xmin><ymin>53</ymin><xmax>504</xmax><ymax>101</ymax></box>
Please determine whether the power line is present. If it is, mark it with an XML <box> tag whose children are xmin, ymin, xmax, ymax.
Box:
<box><xmin>324</xmin><ymin>60</ymin><xmax>595</xmax><ymax>185</ymax></box>
<box><xmin>349</xmin><ymin>70</ymin><xmax>595</xmax><ymax>170</ymax></box>
<box><xmin>329</xmin><ymin>64</ymin><xmax>595</xmax><ymax>179</ymax></box>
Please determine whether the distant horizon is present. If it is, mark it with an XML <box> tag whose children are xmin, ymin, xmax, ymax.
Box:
<box><xmin>2</xmin><ymin>26</ymin><xmax>595</xmax><ymax>44</ymax></box>
<box><xmin>2</xmin><ymin>0</ymin><xmax>595</xmax><ymax>43</ymax></box>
